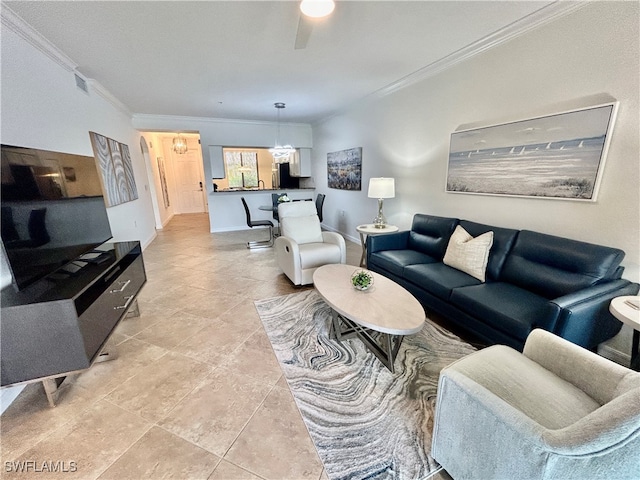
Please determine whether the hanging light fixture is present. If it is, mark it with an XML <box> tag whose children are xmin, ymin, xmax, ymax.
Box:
<box><xmin>172</xmin><ymin>134</ymin><xmax>188</xmax><ymax>154</ymax></box>
<box><xmin>269</xmin><ymin>102</ymin><xmax>295</xmax><ymax>162</ymax></box>
<box><xmin>300</xmin><ymin>0</ymin><xmax>335</xmax><ymax>18</ymax></box>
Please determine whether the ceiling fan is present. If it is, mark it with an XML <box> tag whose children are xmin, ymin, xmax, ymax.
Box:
<box><xmin>294</xmin><ymin>0</ymin><xmax>336</xmax><ymax>50</ymax></box>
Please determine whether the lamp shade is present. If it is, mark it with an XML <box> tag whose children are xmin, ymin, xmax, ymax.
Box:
<box><xmin>368</xmin><ymin>178</ymin><xmax>395</xmax><ymax>199</ymax></box>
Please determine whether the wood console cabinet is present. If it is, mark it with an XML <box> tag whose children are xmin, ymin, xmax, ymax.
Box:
<box><xmin>1</xmin><ymin>241</ymin><xmax>146</xmax><ymax>389</ymax></box>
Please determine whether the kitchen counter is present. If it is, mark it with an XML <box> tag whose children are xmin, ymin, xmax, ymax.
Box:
<box><xmin>208</xmin><ymin>188</ymin><xmax>316</xmax><ymax>232</ymax></box>
<box><xmin>214</xmin><ymin>188</ymin><xmax>315</xmax><ymax>193</ymax></box>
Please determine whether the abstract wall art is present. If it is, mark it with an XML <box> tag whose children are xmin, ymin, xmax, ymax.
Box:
<box><xmin>89</xmin><ymin>132</ymin><xmax>139</xmax><ymax>207</ymax></box>
<box><xmin>327</xmin><ymin>147</ymin><xmax>362</xmax><ymax>191</ymax></box>
<box><xmin>446</xmin><ymin>103</ymin><xmax>618</xmax><ymax>201</ymax></box>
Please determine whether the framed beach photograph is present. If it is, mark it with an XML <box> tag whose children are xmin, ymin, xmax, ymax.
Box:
<box><xmin>446</xmin><ymin>103</ymin><xmax>618</xmax><ymax>201</ymax></box>
<box><xmin>327</xmin><ymin>147</ymin><xmax>362</xmax><ymax>190</ymax></box>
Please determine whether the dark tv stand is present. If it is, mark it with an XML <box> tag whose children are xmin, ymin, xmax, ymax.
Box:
<box><xmin>1</xmin><ymin>241</ymin><xmax>146</xmax><ymax>406</ymax></box>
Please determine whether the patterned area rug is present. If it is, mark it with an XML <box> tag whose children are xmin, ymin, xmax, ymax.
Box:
<box><xmin>254</xmin><ymin>290</ymin><xmax>477</xmax><ymax>480</ymax></box>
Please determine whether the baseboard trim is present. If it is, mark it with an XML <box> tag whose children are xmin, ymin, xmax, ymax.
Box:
<box><xmin>597</xmin><ymin>344</ymin><xmax>631</xmax><ymax>367</ymax></box>
<box><xmin>321</xmin><ymin>223</ymin><xmax>359</xmax><ymax>245</ymax></box>
<box><xmin>141</xmin><ymin>231</ymin><xmax>158</xmax><ymax>251</ymax></box>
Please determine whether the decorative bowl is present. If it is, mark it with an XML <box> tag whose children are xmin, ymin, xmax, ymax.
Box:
<box><xmin>351</xmin><ymin>270</ymin><xmax>374</xmax><ymax>291</ymax></box>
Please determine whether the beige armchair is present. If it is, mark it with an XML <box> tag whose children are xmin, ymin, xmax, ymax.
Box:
<box><xmin>431</xmin><ymin>328</ymin><xmax>640</xmax><ymax>479</ymax></box>
<box><xmin>275</xmin><ymin>201</ymin><xmax>346</xmax><ymax>285</ymax></box>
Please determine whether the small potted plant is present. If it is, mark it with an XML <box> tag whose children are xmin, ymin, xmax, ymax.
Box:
<box><xmin>277</xmin><ymin>194</ymin><xmax>290</xmax><ymax>203</ymax></box>
<box><xmin>351</xmin><ymin>270</ymin><xmax>374</xmax><ymax>291</ymax></box>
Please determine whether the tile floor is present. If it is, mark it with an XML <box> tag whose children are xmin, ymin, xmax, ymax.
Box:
<box><xmin>1</xmin><ymin>213</ymin><xmax>452</xmax><ymax>480</ymax></box>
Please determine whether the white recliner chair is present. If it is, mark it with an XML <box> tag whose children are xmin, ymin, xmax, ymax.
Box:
<box><xmin>275</xmin><ymin>201</ymin><xmax>346</xmax><ymax>285</ymax></box>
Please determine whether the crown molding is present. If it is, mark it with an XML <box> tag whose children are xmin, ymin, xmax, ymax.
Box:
<box><xmin>1</xmin><ymin>3</ymin><xmax>132</xmax><ymax>118</ymax></box>
<box><xmin>1</xmin><ymin>3</ymin><xmax>77</xmax><ymax>72</ymax></box>
<box><xmin>132</xmin><ymin>113</ymin><xmax>310</xmax><ymax>129</ymax></box>
<box><xmin>3</xmin><ymin>0</ymin><xmax>586</xmax><ymax>128</ymax></box>
<box><xmin>315</xmin><ymin>1</ymin><xmax>588</xmax><ymax>125</ymax></box>
<box><xmin>87</xmin><ymin>80</ymin><xmax>132</xmax><ymax>117</ymax></box>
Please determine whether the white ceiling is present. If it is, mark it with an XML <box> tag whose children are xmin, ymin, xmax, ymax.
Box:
<box><xmin>4</xmin><ymin>1</ymin><xmax>558</xmax><ymax>124</ymax></box>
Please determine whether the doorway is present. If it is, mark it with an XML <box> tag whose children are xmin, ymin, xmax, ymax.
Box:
<box><xmin>170</xmin><ymin>137</ymin><xmax>207</xmax><ymax>214</ymax></box>
<box><xmin>140</xmin><ymin>132</ymin><xmax>208</xmax><ymax>229</ymax></box>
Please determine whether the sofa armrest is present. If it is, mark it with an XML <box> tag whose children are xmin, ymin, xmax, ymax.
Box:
<box><xmin>523</xmin><ymin>329</ymin><xmax>635</xmax><ymax>405</ymax></box>
<box><xmin>549</xmin><ymin>279</ymin><xmax>639</xmax><ymax>349</ymax></box>
<box><xmin>433</xmin><ymin>369</ymin><xmax>552</xmax><ymax>480</ymax></box>
<box><xmin>552</xmin><ymin>280</ymin><xmax>638</xmax><ymax>310</ymax></box>
<box><xmin>322</xmin><ymin>232</ymin><xmax>347</xmax><ymax>264</ymax></box>
<box><xmin>366</xmin><ymin>231</ymin><xmax>410</xmax><ymax>254</ymax></box>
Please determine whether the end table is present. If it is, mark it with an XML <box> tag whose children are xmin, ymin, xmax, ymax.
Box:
<box><xmin>609</xmin><ymin>296</ymin><xmax>640</xmax><ymax>371</ymax></box>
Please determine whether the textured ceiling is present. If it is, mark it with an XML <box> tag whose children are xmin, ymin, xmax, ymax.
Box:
<box><xmin>4</xmin><ymin>1</ymin><xmax>556</xmax><ymax>123</ymax></box>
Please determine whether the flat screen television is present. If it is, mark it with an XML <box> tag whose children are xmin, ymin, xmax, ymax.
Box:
<box><xmin>1</xmin><ymin>144</ymin><xmax>113</xmax><ymax>291</ymax></box>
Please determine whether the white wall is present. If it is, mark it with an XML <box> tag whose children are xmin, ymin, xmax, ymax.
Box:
<box><xmin>312</xmin><ymin>2</ymin><xmax>639</xmax><ymax>281</ymax></box>
<box><xmin>310</xmin><ymin>2</ymin><xmax>639</xmax><ymax>362</ymax></box>
<box><xmin>0</xmin><ymin>23</ymin><xmax>158</xmax><ymax>289</ymax></box>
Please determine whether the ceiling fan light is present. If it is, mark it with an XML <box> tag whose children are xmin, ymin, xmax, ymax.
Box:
<box><xmin>300</xmin><ymin>0</ymin><xmax>335</xmax><ymax>18</ymax></box>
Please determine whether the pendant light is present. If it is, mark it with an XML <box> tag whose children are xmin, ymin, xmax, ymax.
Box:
<box><xmin>172</xmin><ymin>134</ymin><xmax>188</xmax><ymax>154</ymax></box>
<box><xmin>269</xmin><ymin>103</ymin><xmax>295</xmax><ymax>162</ymax></box>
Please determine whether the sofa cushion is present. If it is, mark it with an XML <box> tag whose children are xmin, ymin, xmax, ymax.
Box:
<box><xmin>407</xmin><ymin>214</ymin><xmax>458</xmax><ymax>259</ymax></box>
<box><xmin>450</xmin><ymin>282</ymin><xmax>561</xmax><ymax>342</ymax></box>
<box><xmin>369</xmin><ymin>249</ymin><xmax>438</xmax><ymax>277</ymax></box>
<box><xmin>459</xmin><ymin>220</ymin><xmax>518</xmax><ymax>281</ymax></box>
<box><xmin>447</xmin><ymin>345</ymin><xmax>600</xmax><ymax>429</ymax></box>
<box><xmin>443</xmin><ymin>226</ymin><xmax>494</xmax><ymax>282</ymax></box>
<box><xmin>404</xmin><ymin>262</ymin><xmax>481</xmax><ymax>301</ymax></box>
<box><xmin>500</xmin><ymin>230</ymin><xmax>626</xmax><ymax>299</ymax></box>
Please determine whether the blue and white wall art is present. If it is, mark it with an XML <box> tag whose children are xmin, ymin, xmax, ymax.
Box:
<box><xmin>446</xmin><ymin>103</ymin><xmax>618</xmax><ymax>201</ymax></box>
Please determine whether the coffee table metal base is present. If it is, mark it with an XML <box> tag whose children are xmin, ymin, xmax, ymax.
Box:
<box><xmin>329</xmin><ymin>308</ymin><xmax>404</xmax><ymax>373</ymax></box>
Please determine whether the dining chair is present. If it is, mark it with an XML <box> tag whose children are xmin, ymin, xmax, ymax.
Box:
<box><xmin>272</xmin><ymin>192</ymin><xmax>287</xmax><ymax>223</ymax></box>
<box><xmin>315</xmin><ymin>193</ymin><xmax>326</xmax><ymax>222</ymax></box>
<box><xmin>241</xmin><ymin>197</ymin><xmax>274</xmax><ymax>249</ymax></box>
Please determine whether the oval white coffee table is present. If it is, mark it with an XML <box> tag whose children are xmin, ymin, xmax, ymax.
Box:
<box><xmin>313</xmin><ymin>264</ymin><xmax>425</xmax><ymax>373</ymax></box>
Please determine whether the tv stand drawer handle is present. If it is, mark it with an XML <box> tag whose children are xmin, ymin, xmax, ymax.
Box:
<box><xmin>109</xmin><ymin>279</ymin><xmax>131</xmax><ymax>293</ymax></box>
<box><xmin>113</xmin><ymin>295</ymin><xmax>134</xmax><ymax>310</ymax></box>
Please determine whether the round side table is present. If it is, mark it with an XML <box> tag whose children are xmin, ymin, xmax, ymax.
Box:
<box><xmin>609</xmin><ymin>296</ymin><xmax>640</xmax><ymax>371</ymax></box>
<box><xmin>356</xmin><ymin>224</ymin><xmax>399</xmax><ymax>267</ymax></box>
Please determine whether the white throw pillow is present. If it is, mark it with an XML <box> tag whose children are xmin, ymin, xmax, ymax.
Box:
<box><xmin>443</xmin><ymin>226</ymin><xmax>494</xmax><ymax>282</ymax></box>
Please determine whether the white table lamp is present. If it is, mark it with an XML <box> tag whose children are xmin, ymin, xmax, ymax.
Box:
<box><xmin>368</xmin><ymin>177</ymin><xmax>395</xmax><ymax>228</ymax></box>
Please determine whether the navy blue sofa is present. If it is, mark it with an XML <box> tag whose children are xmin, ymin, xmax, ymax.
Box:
<box><xmin>367</xmin><ymin>214</ymin><xmax>639</xmax><ymax>351</ymax></box>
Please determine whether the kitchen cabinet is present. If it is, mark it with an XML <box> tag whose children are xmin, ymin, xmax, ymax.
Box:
<box><xmin>209</xmin><ymin>145</ymin><xmax>225</xmax><ymax>179</ymax></box>
<box><xmin>290</xmin><ymin>148</ymin><xmax>311</xmax><ymax>177</ymax></box>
